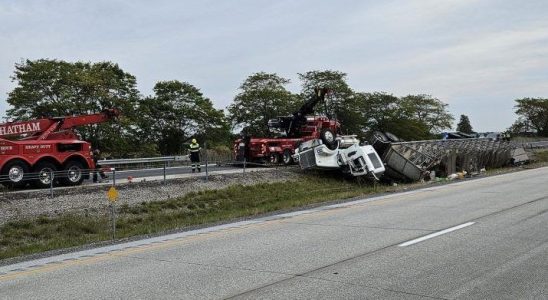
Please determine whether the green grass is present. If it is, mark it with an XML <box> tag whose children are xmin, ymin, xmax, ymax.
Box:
<box><xmin>0</xmin><ymin>175</ymin><xmax>387</xmax><ymax>260</ymax></box>
<box><xmin>535</xmin><ymin>150</ymin><xmax>548</xmax><ymax>162</ymax></box>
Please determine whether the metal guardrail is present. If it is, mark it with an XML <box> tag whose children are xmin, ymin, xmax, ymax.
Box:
<box><xmin>100</xmin><ymin>156</ymin><xmax>189</xmax><ymax>165</ymax></box>
<box><xmin>98</xmin><ymin>155</ymin><xmax>198</xmax><ymax>185</ymax></box>
<box><xmin>522</xmin><ymin>141</ymin><xmax>548</xmax><ymax>149</ymax></box>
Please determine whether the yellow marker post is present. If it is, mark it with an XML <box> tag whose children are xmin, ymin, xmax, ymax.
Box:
<box><xmin>107</xmin><ymin>186</ymin><xmax>119</xmax><ymax>202</ymax></box>
<box><xmin>107</xmin><ymin>186</ymin><xmax>119</xmax><ymax>239</ymax></box>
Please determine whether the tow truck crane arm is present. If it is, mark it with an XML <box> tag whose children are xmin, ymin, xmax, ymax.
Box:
<box><xmin>0</xmin><ymin>109</ymin><xmax>120</xmax><ymax>141</ymax></box>
<box><xmin>268</xmin><ymin>88</ymin><xmax>329</xmax><ymax>137</ymax></box>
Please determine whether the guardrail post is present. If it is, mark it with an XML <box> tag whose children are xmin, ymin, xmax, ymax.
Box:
<box><xmin>205</xmin><ymin>141</ymin><xmax>209</xmax><ymax>182</ymax></box>
<box><xmin>163</xmin><ymin>161</ymin><xmax>166</xmax><ymax>184</ymax></box>
<box><xmin>49</xmin><ymin>170</ymin><xmax>54</xmax><ymax>198</ymax></box>
<box><xmin>110</xmin><ymin>203</ymin><xmax>116</xmax><ymax>240</ymax></box>
<box><xmin>111</xmin><ymin>168</ymin><xmax>116</xmax><ymax>186</ymax></box>
<box><xmin>243</xmin><ymin>157</ymin><xmax>246</xmax><ymax>178</ymax></box>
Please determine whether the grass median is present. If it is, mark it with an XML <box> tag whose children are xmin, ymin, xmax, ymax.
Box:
<box><xmin>0</xmin><ymin>174</ymin><xmax>387</xmax><ymax>260</ymax></box>
<box><xmin>536</xmin><ymin>150</ymin><xmax>548</xmax><ymax>162</ymax></box>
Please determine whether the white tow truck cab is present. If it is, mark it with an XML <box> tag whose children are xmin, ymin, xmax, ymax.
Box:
<box><xmin>293</xmin><ymin>135</ymin><xmax>385</xmax><ymax>179</ymax></box>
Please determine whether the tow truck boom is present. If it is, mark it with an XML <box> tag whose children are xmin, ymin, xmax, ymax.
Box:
<box><xmin>0</xmin><ymin>109</ymin><xmax>120</xmax><ymax>140</ymax></box>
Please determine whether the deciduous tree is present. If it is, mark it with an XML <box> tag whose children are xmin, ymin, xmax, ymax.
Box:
<box><xmin>138</xmin><ymin>81</ymin><xmax>229</xmax><ymax>155</ymax></box>
<box><xmin>5</xmin><ymin>59</ymin><xmax>143</xmax><ymax>157</ymax></box>
<box><xmin>298</xmin><ymin>70</ymin><xmax>361</xmax><ymax>134</ymax></box>
<box><xmin>400</xmin><ymin>94</ymin><xmax>454</xmax><ymax>134</ymax></box>
<box><xmin>228</xmin><ymin>72</ymin><xmax>298</xmax><ymax>136</ymax></box>
<box><xmin>513</xmin><ymin>98</ymin><xmax>548</xmax><ymax>136</ymax></box>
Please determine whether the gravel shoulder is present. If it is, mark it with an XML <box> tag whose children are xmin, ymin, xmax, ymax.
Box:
<box><xmin>0</xmin><ymin>168</ymin><xmax>300</xmax><ymax>225</ymax></box>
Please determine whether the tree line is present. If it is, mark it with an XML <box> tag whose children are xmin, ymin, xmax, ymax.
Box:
<box><xmin>3</xmin><ymin>59</ymin><xmax>547</xmax><ymax>157</ymax></box>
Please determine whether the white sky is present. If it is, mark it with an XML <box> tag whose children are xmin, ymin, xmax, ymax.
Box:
<box><xmin>1</xmin><ymin>0</ymin><xmax>547</xmax><ymax>132</ymax></box>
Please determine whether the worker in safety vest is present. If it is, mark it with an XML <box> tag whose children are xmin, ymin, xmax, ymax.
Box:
<box><xmin>189</xmin><ymin>139</ymin><xmax>201</xmax><ymax>172</ymax></box>
<box><xmin>92</xmin><ymin>149</ymin><xmax>108</xmax><ymax>183</ymax></box>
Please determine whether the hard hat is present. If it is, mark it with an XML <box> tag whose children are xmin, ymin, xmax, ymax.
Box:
<box><xmin>192</xmin><ymin>139</ymin><xmax>197</xmax><ymax>143</ymax></box>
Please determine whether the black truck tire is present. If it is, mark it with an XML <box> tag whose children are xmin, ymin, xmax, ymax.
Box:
<box><xmin>1</xmin><ymin>160</ymin><xmax>29</xmax><ymax>188</ymax></box>
<box><xmin>32</xmin><ymin>161</ymin><xmax>57</xmax><ymax>189</ymax></box>
<box><xmin>269</xmin><ymin>153</ymin><xmax>280</xmax><ymax>164</ymax></box>
<box><xmin>384</xmin><ymin>131</ymin><xmax>400</xmax><ymax>142</ymax></box>
<box><xmin>320</xmin><ymin>129</ymin><xmax>336</xmax><ymax>150</ymax></box>
<box><xmin>282</xmin><ymin>149</ymin><xmax>293</xmax><ymax>165</ymax></box>
<box><xmin>60</xmin><ymin>160</ymin><xmax>85</xmax><ymax>186</ymax></box>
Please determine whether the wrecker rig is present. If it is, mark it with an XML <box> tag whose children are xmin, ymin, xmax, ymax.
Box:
<box><xmin>234</xmin><ymin>88</ymin><xmax>339</xmax><ymax>165</ymax></box>
<box><xmin>0</xmin><ymin>109</ymin><xmax>120</xmax><ymax>188</ymax></box>
<box><xmin>234</xmin><ymin>89</ymin><xmax>385</xmax><ymax>178</ymax></box>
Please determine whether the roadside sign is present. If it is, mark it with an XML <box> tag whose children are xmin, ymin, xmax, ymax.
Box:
<box><xmin>107</xmin><ymin>186</ymin><xmax>119</xmax><ymax>202</ymax></box>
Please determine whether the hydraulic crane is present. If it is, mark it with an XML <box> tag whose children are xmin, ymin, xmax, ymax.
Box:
<box><xmin>234</xmin><ymin>88</ymin><xmax>339</xmax><ymax>165</ymax></box>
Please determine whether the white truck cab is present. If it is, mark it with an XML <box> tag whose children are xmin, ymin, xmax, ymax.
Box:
<box><xmin>293</xmin><ymin>136</ymin><xmax>385</xmax><ymax>179</ymax></box>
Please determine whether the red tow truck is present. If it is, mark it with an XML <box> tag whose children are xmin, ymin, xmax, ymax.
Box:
<box><xmin>0</xmin><ymin>109</ymin><xmax>120</xmax><ymax>188</ymax></box>
<box><xmin>234</xmin><ymin>88</ymin><xmax>340</xmax><ymax>165</ymax></box>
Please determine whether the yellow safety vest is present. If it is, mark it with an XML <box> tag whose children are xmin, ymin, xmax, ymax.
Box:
<box><xmin>190</xmin><ymin>143</ymin><xmax>200</xmax><ymax>152</ymax></box>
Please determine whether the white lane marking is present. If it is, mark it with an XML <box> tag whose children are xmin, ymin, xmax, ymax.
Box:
<box><xmin>398</xmin><ymin>222</ymin><xmax>475</xmax><ymax>247</ymax></box>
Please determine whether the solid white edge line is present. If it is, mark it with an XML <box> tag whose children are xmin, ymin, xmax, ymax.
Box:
<box><xmin>398</xmin><ymin>222</ymin><xmax>475</xmax><ymax>247</ymax></box>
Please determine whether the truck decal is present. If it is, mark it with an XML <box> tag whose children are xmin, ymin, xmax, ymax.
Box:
<box><xmin>0</xmin><ymin>122</ymin><xmax>41</xmax><ymax>136</ymax></box>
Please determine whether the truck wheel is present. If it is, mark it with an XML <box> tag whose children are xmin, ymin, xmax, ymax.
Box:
<box><xmin>32</xmin><ymin>162</ymin><xmax>57</xmax><ymax>189</ymax></box>
<box><xmin>384</xmin><ymin>131</ymin><xmax>400</xmax><ymax>142</ymax></box>
<box><xmin>320</xmin><ymin>129</ymin><xmax>336</xmax><ymax>150</ymax></box>
<box><xmin>282</xmin><ymin>149</ymin><xmax>293</xmax><ymax>165</ymax></box>
<box><xmin>1</xmin><ymin>160</ymin><xmax>29</xmax><ymax>188</ymax></box>
<box><xmin>269</xmin><ymin>153</ymin><xmax>280</xmax><ymax>164</ymax></box>
<box><xmin>372</xmin><ymin>131</ymin><xmax>389</xmax><ymax>143</ymax></box>
<box><xmin>60</xmin><ymin>160</ymin><xmax>85</xmax><ymax>186</ymax></box>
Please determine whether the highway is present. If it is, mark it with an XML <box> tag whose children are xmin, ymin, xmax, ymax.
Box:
<box><xmin>1</xmin><ymin>167</ymin><xmax>547</xmax><ymax>299</ymax></box>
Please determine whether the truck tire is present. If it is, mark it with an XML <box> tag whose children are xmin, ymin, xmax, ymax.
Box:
<box><xmin>282</xmin><ymin>149</ymin><xmax>293</xmax><ymax>165</ymax></box>
<box><xmin>269</xmin><ymin>153</ymin><xmax>280</xmax><ymax>164</ymax></box>
<box><xmin>372</xmin><ymin>131</ymin><xmax>389</xmax><ymax>143</ymax></box>
<box><xmin>320</xmin><ymin>129</ymin><xmax>336</xmax><ymax>150</ymax></box>
<box><xmin>384</xmin><ymin>131</ymin><xmax>400</xmax><ymax>142</ymax></box>
<box><xmin>32</xmin><ymin>161</ymin><xmax>57</xmax><ymax>189</ymax></box>
<box><xmin>1</xmin><ymin>160</ymin><xmax>29</xmax><ymax>188</ymax></box>
<box><xmin>60</xmin><ymin>160</ymin><xmax>85</xmax><ymax>186</ymax></box>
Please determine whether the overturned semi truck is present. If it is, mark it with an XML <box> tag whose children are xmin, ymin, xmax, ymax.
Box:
<box><xmin>292</xmin><ymin>131</ymin><xmax>529</xmax><ymax>182</ymax></box>
<box><xmin>293</xmin><ymin>135</ymin><xmax>385</xmax><ymax>180</ymax></box>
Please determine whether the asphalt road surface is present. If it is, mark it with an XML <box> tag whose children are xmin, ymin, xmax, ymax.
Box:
<box><xmin>1</xmin><ymin>167</ymin><xmax>547</xmax><ymax>299</ymax></box>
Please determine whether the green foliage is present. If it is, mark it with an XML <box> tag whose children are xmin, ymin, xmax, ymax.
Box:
<box><xmin>138</xmin><ymin>81</ymin><xmax>230</xmax><ymax>155</ymax></box>
<box><xmin>228</xmin><ymin>72</ymin><xmax>298</xmax><ymax>136</ymax></box>
<box><xmin>5</xmin><ymin>59</ymin><xmax>151</xmax><ymax>157</ymax></box>
<box><xmin>456</xmin><ymin>114</ymin><xmax>474</xmax><ymax>134</ymax></box>
<box><xmin>381</xmin><ymin>118</ymin><xmax>432</xmax><ymax>141</ymax></box>
<box><xmin>3</xmin><ymin>59</ymin><xmax>458</xmax><ymax>154</ymax></box>
<box><xmin>298</xmin><ymin>70</ymin><xmax>361</xmax><ymax>134</ymax></box>
<box><xmin>355</xmin><ymin>92</ymin><xmax>399</xmax><ymax>135</ymax></box>
<box><xmin>535</xmin><ymin>150</ymin><xmax>548</xmax><ymax>162</ymax></box>
<box><xmin>512</xmin><ymin>98</ymin><xmax>548</xmax><ymax>136</ymax></box>
<box><xmin>355</xmin><ymin>92</ymin><xmax>452</xmax><ymax>140</ymax></box>
<box><xmin>399</xmin><ymin>94</ymin><xmax>454</xmax><ymax>134</ymax></box>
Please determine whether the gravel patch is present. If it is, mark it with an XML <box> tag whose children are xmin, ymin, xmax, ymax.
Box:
<box><xmin>0</xmin><ymin>169</ymin><xmax>300</xmax><ymax>225</ymax></box>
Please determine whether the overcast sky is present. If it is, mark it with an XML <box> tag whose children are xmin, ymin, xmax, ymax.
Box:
<box><xmin>1</xmin><ymin>0</ymin><xmax>547</xmax><ymax>131</ymax></box>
